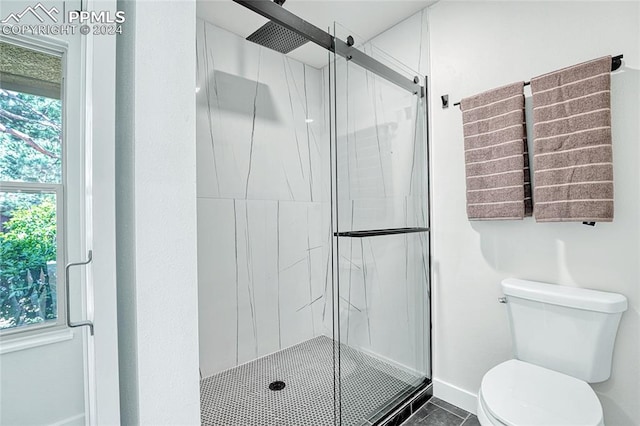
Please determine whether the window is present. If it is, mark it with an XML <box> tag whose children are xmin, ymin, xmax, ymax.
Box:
<box><xmin>0</xmin><ymin>40</ymin><xmax>65</xmax><ymax>334</ymax></box>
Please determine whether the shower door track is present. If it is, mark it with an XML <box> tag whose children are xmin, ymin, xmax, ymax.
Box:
<box><xmin>232</xmin><ymin>0</ymin><xmax>425</xmax><ymax>97</ymax></box>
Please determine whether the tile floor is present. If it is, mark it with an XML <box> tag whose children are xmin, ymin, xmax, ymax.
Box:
<box><xmin>401</xmin><ymin>397</ymin><xmax>480</xmax><ymax>426</ymax></box>
<box><xmin>200</xmin><ymin>336</ymin><xmax>423</xmax><ymax>425</ymax></box>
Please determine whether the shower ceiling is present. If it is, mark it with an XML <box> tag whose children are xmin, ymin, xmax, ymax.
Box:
<box><xmin>196</xmin><ymin>0</ymin><xmax>436</xmax><ymax>68</ymax></box>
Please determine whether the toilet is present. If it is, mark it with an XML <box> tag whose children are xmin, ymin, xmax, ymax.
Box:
<box><xmin>477</xmin><ymin>278</ymin><xmax>627</xmax><ymax>426</ymax></box>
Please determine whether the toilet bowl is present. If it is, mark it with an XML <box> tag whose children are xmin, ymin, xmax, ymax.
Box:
<box><xmin>476</xmin><ymin>278</ymin><xmax>627</xmax><ymax>426</ymax></box>
<box><xmin>476</xmin><ymin>360</ymin><xmax>603</xmax><ymax>426</ymax></box>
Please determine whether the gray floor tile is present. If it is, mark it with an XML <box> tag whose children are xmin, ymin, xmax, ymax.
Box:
<box><xmin>461</xmin><ymin>414</ymin><xmax>481</xmax><ymax>426</ymax></box>
<box><xmin>409</xmin><ymin>402</ymin><xmax>441</xmax><ymax>421</ymax></box>
<box><xmin>401</xmin><ymin>399</ymin><xmax>474</xmax><ymax>426</ymax></box>
<box><xmin>417</xmin><ymin>406</ymin><xmax>466</xmax><ymax>426</ymax></box>
<box><xmin>402</xmin><ymin>414</ymin><xmax>425</xmax><ymax>426</ymax></box>
<box><xmin>429</xmin><ymin>397</ymin><xmax>469</xmax><ymax>419</ymax></box>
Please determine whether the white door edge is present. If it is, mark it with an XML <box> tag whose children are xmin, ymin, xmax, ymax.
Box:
<box><xmin>82</xmin><ymin>0</ymin><xmax>121</xmax><ymax>424</ymax></box>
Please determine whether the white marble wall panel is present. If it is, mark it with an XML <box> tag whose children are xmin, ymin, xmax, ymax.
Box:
<box><xmin>196</xmin><ymin>20</ymin><xmax>331</xmax><ymax>377</ymax></box>
<box><xmin>277</xmin><ymin>201</ymin><xmax>330</xmax><ymax>348</ymax></box>
<box><xmin>196</xmin><ymin>19</ymin><xmax>327</xmax><ymax>202</ymax></box>
<box><xmin>198</xmin><ymin>198</ymin><xmax>332</xmax><ymax>377</ymax></box>
<box><xmin>234</xmin><ymin>200</ymin><xmax>280</xmax><ymax>364</ymax></box>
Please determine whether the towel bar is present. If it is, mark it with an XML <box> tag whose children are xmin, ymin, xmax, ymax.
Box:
<box><xmin>443</xmin><ymin>54</ymin><xmax>623</xmax><ymax>108</ymax></box>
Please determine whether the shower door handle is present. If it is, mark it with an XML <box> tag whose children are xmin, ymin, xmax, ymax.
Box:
<box><xmin>65</xmin><ymin>250</ymin><xmax>94</xmax><ymax>335</ymax></box>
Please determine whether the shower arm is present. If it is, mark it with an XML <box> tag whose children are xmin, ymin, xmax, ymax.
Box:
<box><xmin>232</xmin><ymin>0</ymin><xmax>424</xmax><ymax>97</ymax></box>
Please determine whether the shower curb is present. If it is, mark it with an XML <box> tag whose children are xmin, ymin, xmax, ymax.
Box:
<box><xmin>369</xmin><ymin>379</ymin><xmax>433</xmax><ymax>426</ymax></box>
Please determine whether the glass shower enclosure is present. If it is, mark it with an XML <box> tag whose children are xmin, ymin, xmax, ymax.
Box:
<box><xmin>197</xmin><ymin>2</ymin><xmax>431</xmax><ymax>425</ymax></box>
<box><xmin>330</xmin><ymin>24</ymin><xmax>431</xmax><ymax>424</ymax></box>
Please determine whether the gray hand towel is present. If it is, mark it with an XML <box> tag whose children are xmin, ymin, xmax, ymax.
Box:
<box><xmin>531</xmin><ymin>56</ymin><xmax>613</xmax><ymax>222</ymax></box>
<box><xmin>461</xmin><ymin>82</ymin><xmax>531</xmax><ymax>220</ymax></box>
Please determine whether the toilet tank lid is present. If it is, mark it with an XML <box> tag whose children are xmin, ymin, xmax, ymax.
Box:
<box><xmin>502</xmin><ymin>278</ymin><xmax>628</xmax><ymax>313</ymax></box>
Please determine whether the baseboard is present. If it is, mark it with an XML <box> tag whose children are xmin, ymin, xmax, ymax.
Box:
<box><xmin>48</xmin><ymin>413</ymin><xmax>84</xmax><ymax>426</ymax></box>
<box><xmin>433</xmin><ymin>378</ymin><xmax>478</xmax><ymax>415</ymax></box>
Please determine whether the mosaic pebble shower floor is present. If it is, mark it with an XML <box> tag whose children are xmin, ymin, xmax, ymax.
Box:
<box><xmin>200</xmin><ymin>336</ymin><xmax>420</xmax><ymax>425</ymax></box>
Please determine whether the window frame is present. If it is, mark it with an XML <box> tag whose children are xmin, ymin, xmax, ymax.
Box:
<box><xmin>0</xmin><ymin>34</ymin><xmax>69</xmax><ymax>338</ymax></box>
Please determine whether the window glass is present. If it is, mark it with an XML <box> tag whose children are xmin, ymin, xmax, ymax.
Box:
<box><xmin>0</xmin><ymin>41</ymin><xmax>63</xmax><ymax>332</ymax></box>
<box><xmin>0</xmin><ymin>41</ymin><xmax>62</xmax><ymax>184</ymax></box>
<box><xmin>0</xmin><ymin>192</ymin><xmax>58</xmax><ymax>329</ymax></box>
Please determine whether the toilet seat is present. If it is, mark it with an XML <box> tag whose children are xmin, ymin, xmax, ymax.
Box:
<box><xmin>479</xmin><ymin>359</ymin><xmax>604</xmax><ymax>426</ymax></box>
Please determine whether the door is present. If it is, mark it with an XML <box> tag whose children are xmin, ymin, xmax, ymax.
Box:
<box><xmin>329</xmin><ymin>23</ymin><xmax>431</xmax><ymax>425</ymax></box>
<box><xmin>0</xmin><ymin>1</ymin><xmax>120</xmax><ymax>424</ymax></box>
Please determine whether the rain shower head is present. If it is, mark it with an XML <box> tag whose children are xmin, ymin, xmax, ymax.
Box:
<box><xmin>246</xmin><ymin>0</ymin><xmax>309</xmax><ymax>54</ymax></box>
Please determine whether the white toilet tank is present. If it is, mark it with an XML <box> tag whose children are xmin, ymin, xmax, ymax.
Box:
<box><xmin>502</xmin><ymin>278</ymin><xmax>627</xmax><ymax>383</ymax></box>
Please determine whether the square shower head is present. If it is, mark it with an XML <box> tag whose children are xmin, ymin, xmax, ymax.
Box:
<box><xmin>246</xmin><ymin>20</ymin><xmax>309</xmax><ymax>54</ymax></box>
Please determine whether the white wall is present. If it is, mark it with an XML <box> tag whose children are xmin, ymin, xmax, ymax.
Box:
<box><xmin>115</xmin><ymin>1</ymin><xmax>200</xmax><ymax>424</ymax></box>
<box><xmin>195</xmin><ymin>20</ymin><xmax>332</xmax><ymax>378</ymax></box>
<box><xmin>427</xmin><ymin>1</ymin><xmax>640</xmax><ymax>424</ymax></box>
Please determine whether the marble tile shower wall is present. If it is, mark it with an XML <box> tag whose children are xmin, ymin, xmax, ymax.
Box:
<box><xmin>196</xmin><ymin>20</ymin><xmax>332</xmax><ymax>377</ymax></box>
<box><xmin>196</xmin><ymin>10</ymin><xmax>430</xmax><ymax>379</ymax></box>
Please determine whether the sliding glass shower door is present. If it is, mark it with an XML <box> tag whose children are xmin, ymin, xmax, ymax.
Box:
<box><xmin>330</xmin><ymin>24</ymin><xmax>431</xmax><ymax>425</ymax></box>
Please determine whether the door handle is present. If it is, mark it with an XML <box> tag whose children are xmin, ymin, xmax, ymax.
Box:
<box><xmin>65</xmin><ymin>250</ymin><xmax>94</xmax><ymax>335</ymax></box>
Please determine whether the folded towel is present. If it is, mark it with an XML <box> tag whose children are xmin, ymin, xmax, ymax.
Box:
<box><xmin>461</xmin><ymin>82</ymin><xmax>530</xmax><ymax>220</ymax></box>
<box><xmin>531</xmin><ymin>56</ymin><xmax>613</xmax><ymax>222</ymax></box>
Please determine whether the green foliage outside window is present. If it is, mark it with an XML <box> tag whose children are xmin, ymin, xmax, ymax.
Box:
<box><xmin>0</xmin><ymin>200</ymin><xmax>57</xmax><ymax>329</ymax></box>
<box><xmin>1</xmin><ymin>89</ymin><xmax>61</xmax><ymax>330</ymax></box>
<box><xmin>0</xmin><ymin>90</ymin><xmax>62</xmax><ymax>183</ymax></box>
